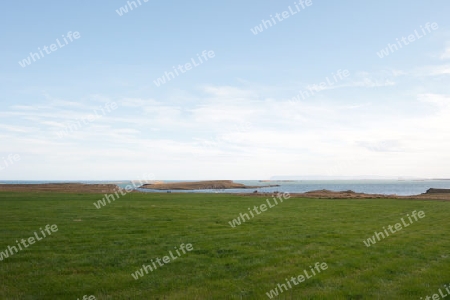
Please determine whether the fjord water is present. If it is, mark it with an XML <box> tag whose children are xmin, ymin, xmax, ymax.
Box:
<box><xmin>136</xmin><ymin>179</ymin><xmax>450</xmax><ymax>196</ymax></box>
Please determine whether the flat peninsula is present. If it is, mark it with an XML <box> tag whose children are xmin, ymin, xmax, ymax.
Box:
<box><xmin>140</xmin><ymin>180</ymin><xmax>279</xmax><ymax>190</ymax></box>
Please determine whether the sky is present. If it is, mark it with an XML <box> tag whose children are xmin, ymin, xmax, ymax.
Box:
<box><xmin>1</xmin><ymin>0</ymin><xmax>449</xmax><ymax>180</ymax></box>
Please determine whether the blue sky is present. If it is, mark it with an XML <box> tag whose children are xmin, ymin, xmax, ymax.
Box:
<box><xmin>1</xmin><ymin>0</ymin><xmax>449</xmax><ymax>180</ymax></box>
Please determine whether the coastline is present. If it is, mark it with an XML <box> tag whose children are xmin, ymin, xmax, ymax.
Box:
<box><xmin>1</xmin><ymin>181</ymin><xmax>450</xmax><ymax>200</ymax></box>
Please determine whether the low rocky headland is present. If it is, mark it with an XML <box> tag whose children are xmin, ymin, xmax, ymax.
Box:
<box><xmin>140</xmin><ymin>180</ymin><xmax>279</xmax><ymax>190</ymax></box>
<box><xmin>245</xmin><ymin>188</ymin><xmax>450</xmax><ymax>200</ymax></box>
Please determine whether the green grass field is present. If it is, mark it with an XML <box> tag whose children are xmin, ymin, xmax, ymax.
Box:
<box><xmin>0</xmin><ymin>191</ymin><xmax>449</xmax><ymax>299</ymax></box>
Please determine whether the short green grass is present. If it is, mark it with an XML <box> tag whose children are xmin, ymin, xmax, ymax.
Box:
<box><xmin>0</xmin><ymin>192</ymin><xmax>449</xmax><ymax>299</ymax></box>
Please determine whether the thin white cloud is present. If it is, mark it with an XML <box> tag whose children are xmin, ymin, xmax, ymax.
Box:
<box><xmin>440</xmin><ymin>44</ymin><xmax>450</xmax><ymax>60</ymax></box>
<box><xmin>202</xmin><ymin>86</ymin><xmax>259</xmax><ymax>99</ymax></box>
<box><xmin>0</xmin><ymin>124</ymin><xmax>36</xmax><ymax>133</ymax></box>
<box><xmin>413</xmin><ymin>64</ymin><xmax>450</xmax><ymax>76</ymax></box>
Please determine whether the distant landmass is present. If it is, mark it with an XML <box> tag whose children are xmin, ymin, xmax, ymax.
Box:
<box><xmin>141</xmin><ymin>180</ymin><xmax>279</xmax><ymax>190</ymax></box>
<box><xmin>269</xmin><ymin>175</ymin><xmax>429</xmax><ymax>180</ymax></box>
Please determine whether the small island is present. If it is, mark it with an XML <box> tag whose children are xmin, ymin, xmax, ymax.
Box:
<box><xmin>140</xmin><ymin>180</ymin><xmax>279</xmax><ymax>190</ymax></box>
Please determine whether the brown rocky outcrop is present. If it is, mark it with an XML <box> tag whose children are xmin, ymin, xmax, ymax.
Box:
<box><xmin>0</xmin><ymin>183</ymin><xmax>119</xmax><ymax>193</ymax></box>
<box><xmin>425</xmin><ymin>188</ymin><xmax>450</xmax><ymax>194</ymax></box>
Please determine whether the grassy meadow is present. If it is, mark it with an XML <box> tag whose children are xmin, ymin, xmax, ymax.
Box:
<box><xmin>0</xmin><ymin>191</ymin><xmax>449</xmax><ymax>299</ymax></box>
